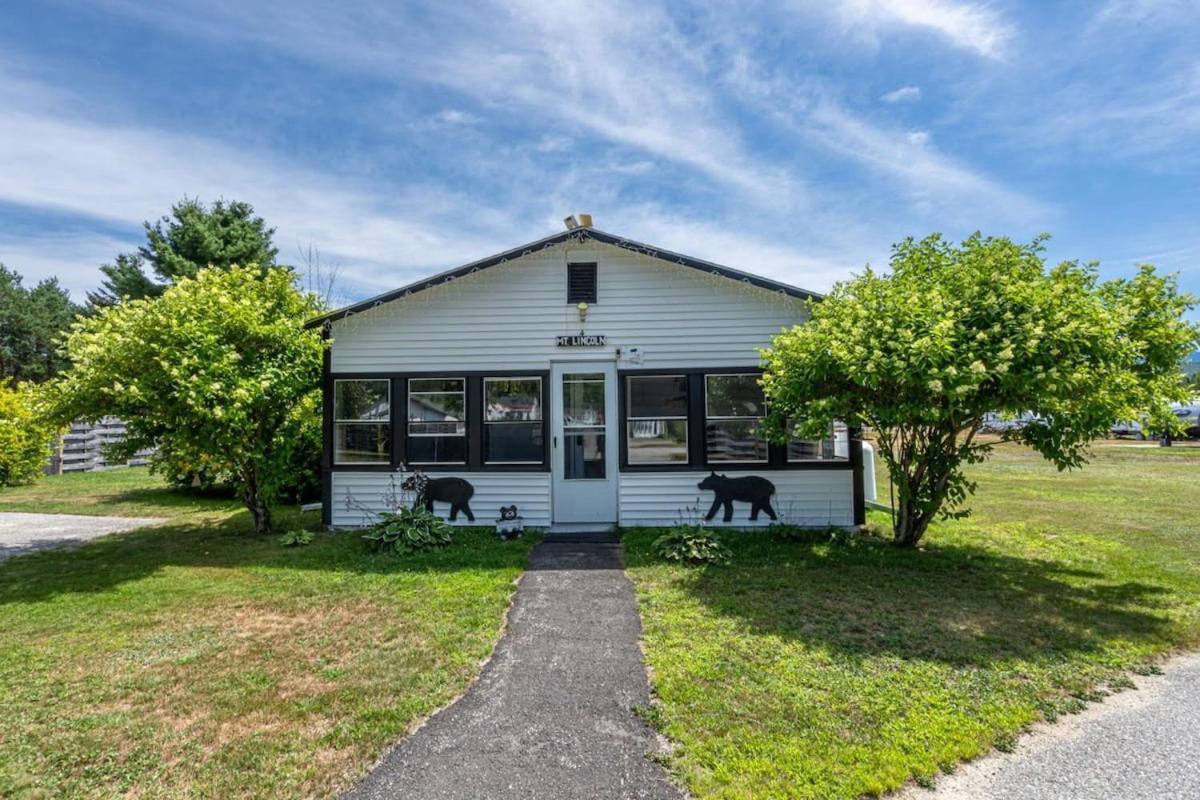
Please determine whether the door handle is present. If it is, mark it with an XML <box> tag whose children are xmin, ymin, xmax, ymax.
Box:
<box><xmin>553</xmin><ymin>436</ymin><xmax>557</xmax><ymax>448</ymax></box>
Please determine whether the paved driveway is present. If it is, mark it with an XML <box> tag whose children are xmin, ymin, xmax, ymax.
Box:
<box><xmin>344</xmin><ymin>534</ymin><xmax>683</xmax><ymax>800</ymax></box>
<box><xmin>0</xmin><ymin>512</ymin><xmax>168</xmax><ymax>561</ymax></box>
<box><xmin>896</xmin><ymin>651</ymin><xmax>1200</xmax><ymax>799</ymax></box>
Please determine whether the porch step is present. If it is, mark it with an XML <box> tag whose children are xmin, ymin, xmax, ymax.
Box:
<box><xmin>540</xmin><ymin>530</ymin><xmax>620</xmax><ymax>544</ymax></box>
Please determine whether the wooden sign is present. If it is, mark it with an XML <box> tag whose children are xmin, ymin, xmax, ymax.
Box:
<box><xmin>556</xmin><ymin>333</ymin><xmax>608</xmax><ymax>347</ymax></box>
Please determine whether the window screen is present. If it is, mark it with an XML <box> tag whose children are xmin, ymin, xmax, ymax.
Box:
<box><xmin>626</xmin><ymin>375</ymin><xmax>688</xmax><ymax>464</ymax></box>
<box><xmin>484</xmin><ymin>377</ymin><xmax>544</xmax><ymax>463</ymax></box>
<box><xmin>705</xmin><ymin>373</ymin><xmax>768</xmax><ymax>463</ymax></box>
<box><xmin>333</xmin><ymin>379</ymin><xmax>391</xmax><ymax>464</ymax></box>
<box><xmin>407</xmin><ymin>378</ymin><xmax>467</xmax><ymax>463</ymax></box>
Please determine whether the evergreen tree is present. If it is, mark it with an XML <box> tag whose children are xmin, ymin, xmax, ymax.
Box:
<box><xmin>87</xmin><ymin>254</ymin><xmax>163</xmax><ymax>307</ymax></box>
<box><xmin>0</xmin><ymin>264</ymin><xmax>80</xmax><ymax>383</ymax></box>
<box><xmin>90</xmin><ymin>198</ymin><xmax>281</xmax><ymax>305</ymax></box>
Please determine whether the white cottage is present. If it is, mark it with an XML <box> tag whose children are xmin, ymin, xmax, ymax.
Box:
<box><xmin>310</xmin><ymin>221</ymin><xmax>865</xmax><ymax>531</ymax></box>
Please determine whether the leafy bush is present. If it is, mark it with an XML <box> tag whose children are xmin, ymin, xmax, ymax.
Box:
<box><xmin>278</xmin><ymin>529</ymin><xmax>315</xmax><ymax>547</ymax></box>
<box><xmin>363</xmin><ymin>506</ymin><xmax>453</xmax><ymax>555</ymax></box>
<box><xmin>46</xmin><ymin>266</ymin><xmax>326</xmax><ymax>534</ymax></box>
<box><xmin>652</xmin><ymin>524</ymin><xmax>731</xmax><ymax>565</ymax></box>
<box><xmin>762</xmin><ymin>233</ymin><xmax>1198</xmax><ymax>547</ymax></box>
<box><xmin>0</xmin><ymin>382</ymin><xmax>57</xmax><ymax>487</ymax></box>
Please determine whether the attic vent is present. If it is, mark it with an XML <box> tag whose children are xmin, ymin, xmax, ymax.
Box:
<box><xmin>567</xmin><ymin>262</ymin><xmax>597</xmax><ymax>304</ymax></box>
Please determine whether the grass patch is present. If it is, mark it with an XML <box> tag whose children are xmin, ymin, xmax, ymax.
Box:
<box><xmin>0</xmin><ymin>470</ymin><xmax>534</xmax><ymax>798</ymax></box>
<box><xmin>0</xmin><ymin>466</ymin><xmax>241</xmax><ymax>517</ymax></box>
<box><xmin>624</xmin><ymin>442</ymin><xmax>1200</xmax><ymax>799</ymax></box>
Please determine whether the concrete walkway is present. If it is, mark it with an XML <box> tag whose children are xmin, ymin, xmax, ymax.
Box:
<box><xmin>344</xmin><ymin>535</ymin><xmax>683</xmax><ymax>800</ymax></box>
<box><xmin>0</xmin><ymin>512</ymin><xmax>167</xmax><ymax>561</ymax></box>
<box><xmin>895</xmin><ymin>651</ymin><xmax>1200</xmax><ymax>799</ymax></box>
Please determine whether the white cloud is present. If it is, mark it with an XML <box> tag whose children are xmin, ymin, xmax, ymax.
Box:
<box><xmin>820</xmin><ymin>0</ymin><xmax>1015</xmax><ymax>58</ymax></box>
<box><xmin>721</xmin><ymin>57</ymin><xmax>1047</xmax><ymax>225</ymax></box>
<box><xmin>0</xmin><ymin>102</ymin><xmax>529</xmax><ymax>300</ymax></box>
<box><xmin>1092</xmin><ymin>0</ymin><xmax>1198</xmax><ymax>26</ymax></box>
<box><xmin>608</xmin><ymin>207</ymin><xmax>872</xmax><ymax>292</ymax></box>
<box><xmin>1022</xmin><ymin>63</ymin><xmax>1200</xmax><ymax>161</ymax></box>
<box><xmin>881</xmin><ymin>85</ymin><xmax>922</xmax><ymax>103</ymax></box>
<box><xmin>432</xmin><ymin>109</ymin><xmax>477</xmax><ymax>125</ymax></box>
<box><xmin>92</xmin><ymin>0</ymin><xmax>804</xmax><ymax>208</ymax></box>
<box><xmin>2</xmin><ymin>0</ymin><xmax>1052</xmax><ymax>303</ymax></box>
<box><xmin>0</xmin><ymin>231</ymin><xmax>138</xmax><ymax>300</ymax></box>
<box><xmin>806</xmin><ymin>102</ymin><xmax>1047</xmax><ymax>223</ymax></box>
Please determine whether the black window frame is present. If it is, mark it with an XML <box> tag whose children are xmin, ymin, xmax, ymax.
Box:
<box><xmin>325</xmin><ymin>370</ymin><xmax>550</xmax><ymax>473</ymax></box>
<box><xmin>624</xmin><ymin>374</ymin><xmax>690</xmax><ymax>466</ymax></box>
<box><xmin>407</xmin><ymin>377</ymin><xmax>468</xmax><ymax>466</ymax></box>
<box><xmin>567</xmin><ymin>262</ymin><xmax>598</xmax><ymax>304</ymax></box>
<box><xmin>332</xmin><ymin>378</ymin><xmax>392</xmax><ymax>466</ymax></box>
<box><xmin>617</xmin><ymin>367</ymin><xmax>854</xmax><ymax>472</ymax></box>
<box><xmin>703</xmin><ymin>372</ymin><xmax>769</xmax><ymax>465</ymax></box>
<box><xmin>483</xmin><ymin>375</ymin><xmax>546</xmax><ymax>465</ymax></box>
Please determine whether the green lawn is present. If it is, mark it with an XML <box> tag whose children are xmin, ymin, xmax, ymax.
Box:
<box><xmin>624</xmin><ymin>442</ymin><xmax>1200</xmax><ymax>799</ymax></box>
<box><xmin>0</xmin><ymin>469</ymin><xmax>534</xmax><ymax>799</ymax></box>
<box><xmin>0</xmin><ymin>466</ymin><xmax>241</xmax><ymax>517</ymax></box>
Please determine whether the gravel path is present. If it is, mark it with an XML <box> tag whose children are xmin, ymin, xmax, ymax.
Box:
<box><xmin>0</xmin><ymin>512</ymin><xmax>168</xmax><ymax>561</ymax></box>
<box><xmin>343</xmin><ymin>535</ymin><xmax>683</xmax><ymax>800</ymax></box>
<box><xmin>895</xmin><ymin>651</ymin><xmax>1200</xmax><ymax>800</ymax></box>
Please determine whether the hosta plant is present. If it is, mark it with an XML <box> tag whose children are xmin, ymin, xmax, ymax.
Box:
<box><xmin>363</xmin><ymin>506</ymin><xmax>453</xmax><ymax>555</ymax></box>
<box><xmin>277</xmin><ymin>528</ymin><xmax>315</xmax><ymax>547</ymax></box>
<box><xmin>652</xmin><ymin>524</ymin><xmax>731</xmax><ymax>565</ymax></box>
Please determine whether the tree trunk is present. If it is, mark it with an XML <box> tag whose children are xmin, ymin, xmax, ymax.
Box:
<box><xmin>892</xmin><ymin>512</ymin><xmax>930</xmax><ymax>547</ymax></box>
<box><xmin>892</xmin><ymin>496</ymin><xmax>930</xmax><ymax>547</ymax></box>
<box><xmin>241</xmin><ymin>466</ymin><xmax>273</xmax><ymax>535</ymax></box>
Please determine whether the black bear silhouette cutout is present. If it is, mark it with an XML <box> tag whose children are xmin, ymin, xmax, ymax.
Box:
<box><xmin>697</xmin><ymin>472</ymin><xmax>777</xmax><ymax>522</ymax></box>
<box><xmin>402</xmin><ymin>472</ymin><xmax>476</xmax><ymax>522</ymax></box>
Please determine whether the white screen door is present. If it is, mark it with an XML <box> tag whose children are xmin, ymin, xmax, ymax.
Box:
<box><xmin>551</xmin><ymin>362</ymin><xmax>618</xmax><ymax>524</ymax></box>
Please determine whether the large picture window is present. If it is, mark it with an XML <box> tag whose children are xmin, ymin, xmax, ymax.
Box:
<box><xmin>626</xmin><ymin>375</ymin><xmax>688</xmax><ymax>464</ymax></box>
<box><xmin>407</xmin><ymin>378</ymin><xmax>466</xmax><ymax>463</ymax></box>
<box><xmin>705</xmin><ymin>373</ymin><xmax>768</xmax><ymax>463</ymax></box>
<box><xmin>334</xmin><ymin>379</ymin><xmax>391</xmax><ymax>464</ymax></box>
<box><xmin>485</xmin><ymin>377</ymin><xmax>544</xmax><ymax>464</ymax></box>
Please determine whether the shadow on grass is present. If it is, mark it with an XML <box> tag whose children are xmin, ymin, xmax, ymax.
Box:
<box><xmin>0</xmin><ymin>510</ymin><xmax>537</xmax><ymax>606</ymax></box>
<box><xmin>95</xmin><ymin>485</ymin><xmax>243</xmax><ymax>510</ymax></box>
<box><xmin>622</xmin><ymin>529</ymin><xmax>1174</xmax><ymax>668</ymax></box>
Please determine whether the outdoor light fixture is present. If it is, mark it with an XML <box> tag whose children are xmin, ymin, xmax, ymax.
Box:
<box><xmin>577</xmin><ymin>301</ymin><xmax>588</xmax><ymax>322</ymax></box>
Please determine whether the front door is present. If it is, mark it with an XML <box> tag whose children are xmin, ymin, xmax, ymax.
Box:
<box><xmin>551</xmin><ymin>362</ymin><xmax>618</xmax><ymax>525</ymax></box>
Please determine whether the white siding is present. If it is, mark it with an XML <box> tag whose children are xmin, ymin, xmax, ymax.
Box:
<box><xmin>329</xmin><ymin>242</ymin><xmax>808</xmax><ymax>372</ymax></box>
<box><xmin>331</xmin><ymin>471</ymin><xmax>551</xmax><ymax>528</ymax></box>
<box><xmin>619</xmin><ymin>470</ymin><xmax>855</xmax><ymax>528</ymax></box>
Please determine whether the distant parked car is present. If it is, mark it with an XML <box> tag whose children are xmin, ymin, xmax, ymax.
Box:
<box><xmin>982</xmin><ymin>412</ymin><xmax>1044</xmax><ymax>434</ymax></box>
<box><xmin>1171</xmin><ymin>404</ymin><xmax>1200</xmax><ymax>439</ymax></box>
<box><xmin>1110</xmin><ymin>420</ymin><xmax>1147</xmax><ymax>440</ymax></box>
<box><xmin>1115</xmin><ymin>403</ymin><xmax>1200</xmax><ymax>441</ymax></box>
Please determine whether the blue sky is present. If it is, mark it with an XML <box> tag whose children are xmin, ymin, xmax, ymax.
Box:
<box><xmin>1</xmin><ymin>0</ymin><xmax>1197</xmax><ymax>313</ymax></box>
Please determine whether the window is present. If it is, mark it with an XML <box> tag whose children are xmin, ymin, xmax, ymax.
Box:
<box><xmin>334</xmin><ymin>379</ymin><xmax>391</xmax><ymax>464</ymax></box>
<box><xmin>787</xmin><ymin>421</ymin><xmax>848</xmax><ymax>461</ymax></box>
<box><xmin>705</xmin><ymin>373</ymin><xmax>767</xmax><ymax>463</ymax></box>
<box><xmin>567</xmin><ymin>262</ymin><xmax>597</xmax><ymax>304</ymax></box>
<box><xmin>626</xmin><ymin>375</ymin><xmax>688</xmax><ymax>464</ymax></box>
<box><xmin>407</xmin><ymin>378</ymin><xmax>466</xmax><ymax>463</ymax></box>
<box><xmin>485</xmin><ymin>377</ymin><xmax>544</xmax><ymax>464</ymax></box>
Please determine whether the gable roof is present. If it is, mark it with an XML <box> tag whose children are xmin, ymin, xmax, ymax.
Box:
<box><xmin>306</xmin><ymin>226</ymin><xmax>822</xmax><ymax>329</ymax></box>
